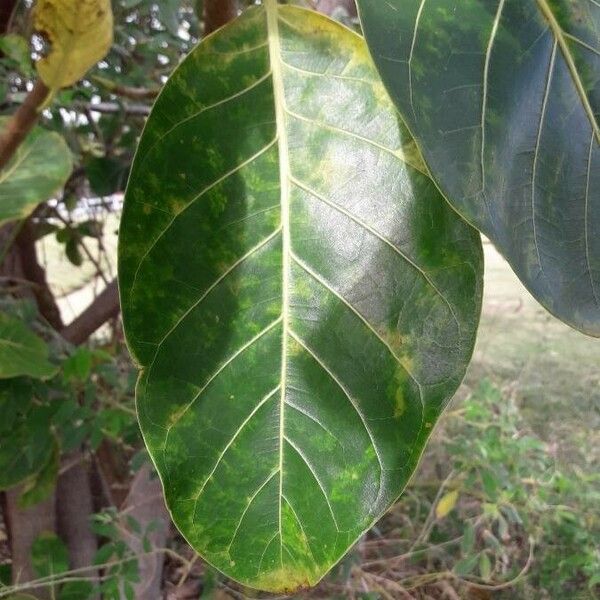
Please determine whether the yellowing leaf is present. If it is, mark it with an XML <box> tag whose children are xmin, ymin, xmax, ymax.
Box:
<box><xmin>436</xmin><ymin>489</ymin><xmax>459</xmax><ymax>519</ymax></box>
<box><xmin>34</xmin><ymin>0</ymin><xmax>113</xmax><ymax>90</ymax></box>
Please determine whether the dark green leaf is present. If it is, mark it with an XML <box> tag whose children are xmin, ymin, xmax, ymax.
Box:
<box><xmin>0</xmin><ymin>379</ymin><xmax>56</xmax><ymax>490</ymax></box>
<box><xmin>65</xmin><ymin>236</ymin><xmax>83</xmax><ymax>266</ymax></box>
<box><xmin>461</xmin><ymin>523</ymin><xmax>475</xmax><ymax>555</ymax></box>
<box><xmin>453</xmin><ymin>553</ymin><xmax>480</xmax><ymax>577</ymax></box>
<box><xmin>85</xmin><ymin>156</ymin><xmax>129</xmax><ymax>197</ymax></box>
<box><xmin>18</xmin><ymin>439</ymin><xmax>59</xmax><ymax>509</ymax></box>
<box><xmin>58</xmin><ymin>581</ymin><xmax>95</xmax><ymax>600</ymax></box>
<box><xmin>63</xmin><ymin>348</ymin><xmax>94</xmax><ymax>382</ymax></box>
<box><xmin>119</xmin><ymin>3</ymin><xmax>483</xmax><ymax>593</ymax></box>
<box><xmin>358</xmin><ymin>0</ymin><xmax>600</xmax><ymax>336</ymax></box>
<box><xmin>0</xmin><ymin>34</ymin><xmax>34</xmax><ymax>76</ymax></box>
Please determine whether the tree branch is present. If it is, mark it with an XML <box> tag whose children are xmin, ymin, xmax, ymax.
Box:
<box><xmin>60</xmin><ymin>279</ymin><xmax>120</xmax><ymax>346</ymax></box>
<box><xmin>16</xmin><ymin>220</ymin><xmax>64</xmax><ymax>331</ymax></box>
<box><xmin>0</xmin><ymin>80</ymin><xmax>49</xmax><ymax>171</ymax></box>
<box><xmin>90</xmin><ymin>75</ymin><xmax>160</xmax><ymax>100</ymax></box>
<box><xmin>75</xmin><ymin>101</ymin><xmax>151</xmax><ymax>116</ymax></box>
<box><xmin>204</xmin><ymin>0</ymin><xmax>237</xmax><ymax>35</ymax></box>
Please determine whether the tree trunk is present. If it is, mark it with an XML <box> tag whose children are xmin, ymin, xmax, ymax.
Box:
<box><xmin>119</xmin><ymin>465</ymin><xmax>170</xmax><ymax>600</ymax></box>
<box><xmin>56</xmin><ymin>452</ymin><xmax>98</xmax><ymax>570</ymax></box>
<box><xmin>5</xmin><ymin>487</ymin><xmax>56</xmax><ymax>600</ymax></box>
<box><xmin>203</xmin><ymin>0</ymin><xmax>237</xmax><ymax>35</ymax></box>
<box><xmin>0</xmin><ymin>224</ymin><xmax>57</xmax><ymax>600</ymax></box>
<box><xmin>315</xmin><ymin>0</ymin><xmax>357</xmax><ymax>16</ymax></box>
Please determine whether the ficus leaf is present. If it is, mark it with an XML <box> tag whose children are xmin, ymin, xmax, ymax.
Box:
<box><xmin>0</xmin><ymin>117</ymin><xmax>72</xmax><ymax>225</ymax></box>
<box><xmin>357</xmin><ymin>0</ymin><xmax>600</xmax><ymax>337</ymax></box>
<box><xmin>119</xmin><ymin>2</ymin><xmax>483</xmax><ymax>593</ymax></box>
<box><xmin>34</xmin><ymin>0</ymin><xmax>113</xmax><ymax>91</ymax></box>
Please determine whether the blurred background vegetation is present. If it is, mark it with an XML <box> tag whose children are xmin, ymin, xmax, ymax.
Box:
<box><xmin>0</xmin><ymin>1</ymin><xmax>598</xmax><ymax>599</ymax></box>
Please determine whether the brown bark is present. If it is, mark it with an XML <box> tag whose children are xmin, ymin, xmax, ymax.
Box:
<box><xmin>119</xmin><ymin>465</ymin><xmax>170</xmax><ymax>600</ymax></box>
<box><xmin>315</xmin><ymin>0</ymin><xmax>357</xmax><ymax>16</ymax></box>
<box><xmin>5</xmin><ymin>486</ymin><xmax>56</xmax><ymax>600</ymax></box>
<box><xmin>0</xmin><ymin>0</ymin><xmax>17</xmax><ymax>37</ymax></box>
<box><xmin>203</xmin><ymin>0</ymin><xmax>237</xmax><ymax>35</ymax></box>
<box><xmin>55</xmin><ymin>453</ymin><xmax>98</xmax><ymax>571</ymax></box>
<box><xmin>60</xmin><ymin>279</ymin><xmax>120</xmax><ymax>345</ymax></box>
<box><xmin>0</xmin><ymin>224</ymin><xmax>57</xmax><ymax>600</ymax></box>
<box><xmin>0</xmin><ymin>80</ymin><xmax>49</xmax><ymax>171</ymax></box>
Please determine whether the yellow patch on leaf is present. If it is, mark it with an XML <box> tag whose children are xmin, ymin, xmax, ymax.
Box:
<box><xmin>34</xmin><ymin>0</ymin><xmax>113</xmax><ymax>90</ymax></box>
<box><xmin>436</xmin><ymin>489</ymin><xmax>459</xmax><ymax>519</ymax></box>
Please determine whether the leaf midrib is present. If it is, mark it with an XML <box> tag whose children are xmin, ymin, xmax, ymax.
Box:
<box><xmin>265</xmin><ymin>0</ymin><xmax>289</xmax><ymax>564</ymax></box>
<box><xmin>535</xmin><ymin>0</ymin><xmax>600</xmax><ymax>144</ymax></box>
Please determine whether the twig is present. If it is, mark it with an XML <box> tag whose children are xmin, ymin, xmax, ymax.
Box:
<box><xmin>74</xmin><ymin>101</ymin><xmax>150</xmax><ymax>116</ymax></box>
<box><xmin>60</xmin><ymin>279</ymin><xmax>119</xmax><ymax>345</ymax></box>
<box><xmin>91</xmin><ymin>75</ymin><xmax>160</xmax><ymax>100</ymax></box>
<box><xmin>0</xmin><ymin>548</ymin><xmax>189</xmax><ymax>597</ymax></box>
<box><xmin>453</xmin><ymin>536</ymin><xmax>535</xmax><ymax>591</ymax></box>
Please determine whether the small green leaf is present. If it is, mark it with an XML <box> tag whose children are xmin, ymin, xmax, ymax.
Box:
<box><xmin>0</xmin><ymin>118</ymin><xmax>72</xmax><ymax>225</ymax></box>
<box><xmin>63</xmin><ymin>348</ymin><xmax>94</xmax><ymax>382</ymax></box>
<box><xmin>85</xmin><ymin>156</ymin><xmax>129</xmax><ymax>197</ymax></box>
<box><xmin>31</xmin><ymin>532</ymin><xmax>69</xmax><ymax>579</ymax></box>
<box><xmin>453</xmin><ymin>553</ymin><xmax>480</xmax><ymax>577</ymax></box>
<box><xmin>0</xmin><ymin>34</ymin><xmax>33</xmax><ymax>76</ymax></box>
<box><xmin>461</xmin><ymin>523</ymin><xmax>475</xmax><ymax>555</ymax></box>
<box><xmin>18</xmin><ymin>439</ymin><xmax>59</xmax><ymax>509</ymax></box>
<box><xmin>479</xmin><ymin>552</ymin><xmax>492</xmax><ymax>582</ymax></box>
<box><xmin>0</xmin><ymin>313</ymin><xmax>57</xmax><ymax>380</ymax></box>
<box><xmin>58</xmin><ymin>581</ymin><xmax>95</xmax><ymax>600</ymax></box>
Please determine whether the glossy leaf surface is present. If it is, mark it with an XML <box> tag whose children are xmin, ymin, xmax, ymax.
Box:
<box><xmin>0</xmin><ymin>313</ymin><xmax>57</xmax><ymax>380</ymax></box>
<box><xmin>119</xmin><ymin>3</ymin><xmax>483</xmax><ymax>592</ymax></box>
<box><xmin>358</xmin><ymin>0</ymin><xmax>600</xmax><ymax>336</ymax></box>
<box><xmin>0</xmin><ymin>118</ymin><xmax>72</xmax><ymax>225</ymax></box>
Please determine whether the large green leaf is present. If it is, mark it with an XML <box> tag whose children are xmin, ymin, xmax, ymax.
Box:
<box><xmin>0</xmin><ymin>117</ymin><xmax>72</xmax><ymax>225</ymax></box>
<box><xmin>357</xmin><ymin>0</ymin><xmax>600</xmax><ymax>337</ymax></box>
<box><xmin>0</xmin><ymin>313</ymin><xmax>57</xmax><ymax>380</ymax></box>
<box><xmin>119</xmin><ymin>2</ymin><xmax>483</xmax><ymax>592</ymax></box>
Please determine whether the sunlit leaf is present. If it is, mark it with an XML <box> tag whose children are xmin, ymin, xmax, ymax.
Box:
<box><xmin>0</xmin><ymin>117</ymin><xmax>72</xmax><ymax>225</ymax></box>
<box><xmin>119</xmin><ymin>2</ymin><xmax>483</xmax><ymax>592</ymax></box>
<box><xmin>358</xmin><ymin>0</ymin><xmax>600</xmax><ymax>336</ymax></box>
